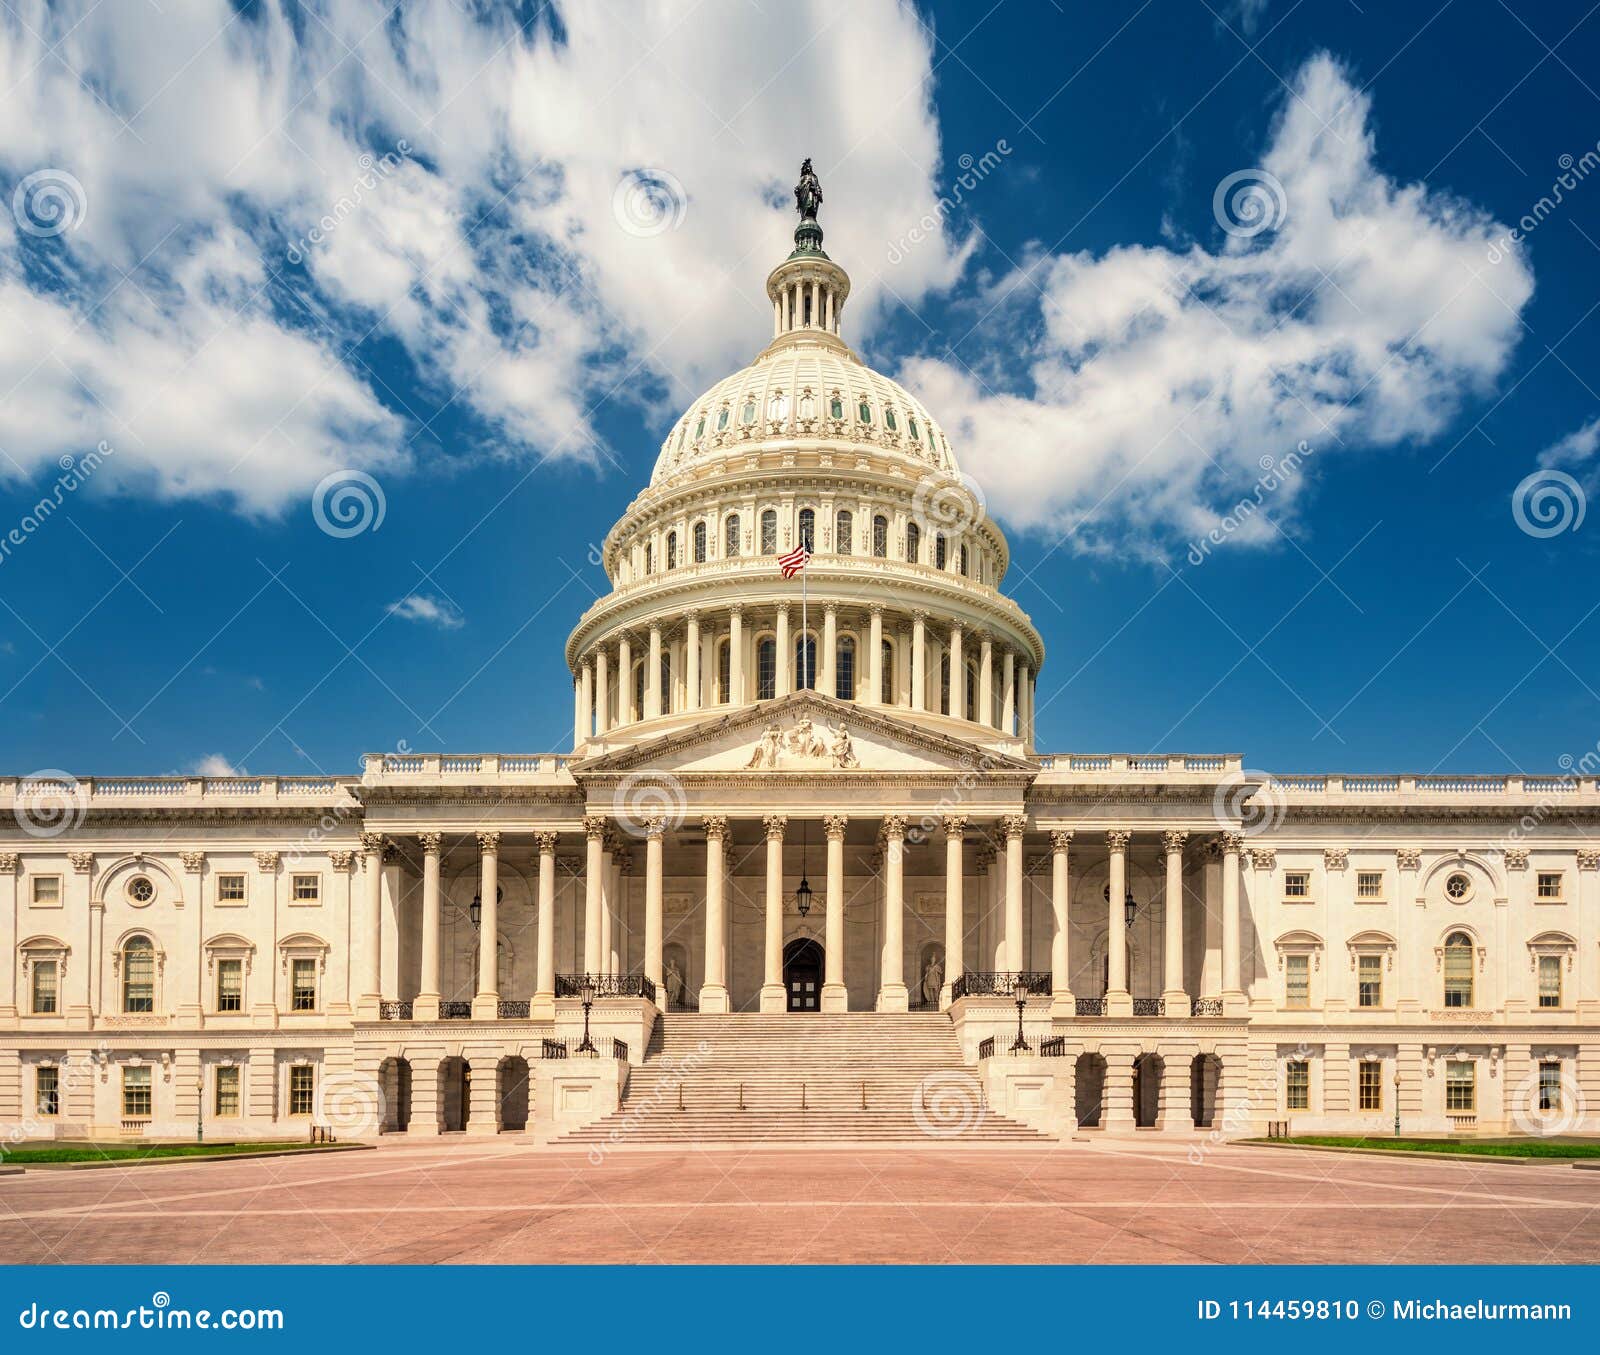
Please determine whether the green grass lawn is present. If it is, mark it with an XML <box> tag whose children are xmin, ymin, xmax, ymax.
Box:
<box><xmin>1</xmin><ymin>1141</ymin><xmax>342</xmax><ymax>1165</ymax></box>
<box><xmin>1259</xmin><ymin>1135</ymin><xmax>1600</xmax><ymax>1159</ymax></box>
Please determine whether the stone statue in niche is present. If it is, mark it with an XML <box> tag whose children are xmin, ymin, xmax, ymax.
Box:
<box><xmin>663</xmin><ymin>955</ymin><xmax>685</xmax><ymax>1010</ymax></box>
<box><xmin>921</xmin><ymin>951</ymin><xmax>944</xmax><ymax>1009</ymax></box>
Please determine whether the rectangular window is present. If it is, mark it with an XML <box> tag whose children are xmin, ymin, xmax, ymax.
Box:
<box><xmin>1445</xmin><ymin>1060</ymin><xmax>1475</xmax><ymax>1113</ymax></box>
<box><xmin>36</xmin><ymin>1066</ymin><xmax>59</xmax><ymax>1117</ymax></box>
<box><xmin>288</xmin><ymin>1065</ymin><xmax>315</xmax><ymax>1117</ymax></box>
<box><xmin>291</xmin><ymin>874</ymin><xmax>320</xmax><ymax>903</ymax></box>
<box><xmin>31</xmin><ymin>960</ymin><xmax>58</xmax><ymax>1014</ymax></box>
<box><xmin>1357</xmin><ymin>954</ymin><xmax>1384</xmax><ymax>1008</ymax></box>
<box><xmin>1285</xmin><ymin>1060</ymin><xmax>1309</xmax><ymax>1111</ymax></box>
<box><xmin>214</xmin><ymin>1066</ymin><xmax>241</xmax><ymax>1117</ymax></box>
<box><xmin>1283</xmin><ymin>871</ymin><xmax>1310</xmax><ymax>900</ymax></box>
<box><xmin>291</xmin><ymin>958</ymin><xmax>318</xmax><ymax>1012</ymax></box>
<box><xmin>1358</xmin><ymin>1061</ymin><xmax>1382</xmax><ymax>1111</ymax></box>
<box><xmin>217</xmin><ymin>873</ymin><xmax>246</xmax><ymax>903</ymax></box>
<box><xmin>1539</xmin><ymin>955</ymin><xmax>1562</xmax><ymax>1009</ymax></box>
<box><xmin>1536</xmin><ymin>871</ymin><xmax>1564</xmax><ymax>900</ymax></box>
<box><xmin>1539</xmin><ymin>1060</ymin><xmax>1562</xmax><ymax>1112</ymax></box>
<box><xmin>216</xmin><ymin>958</ymin><xmax>243</xmax><ymax>1012</ymax></box>
<box><xmin>122</xmin><ymin>1066</ymin><xmax>152</xmax><ymax>1119</ymax></box>
<box><xmin>1285</xmin><ymin>954</ymin><xmax>1310</xmax><ymax>1008</ymax></box>
<box><xmin>1356</xmin><ymin>871</ymin><xmax>1384</xmax><ymax>899</ymax></box>
<box><xmin>31</xmin><ymin>875</ymin><xmax>61</xmax><ymax>905</ymax></box>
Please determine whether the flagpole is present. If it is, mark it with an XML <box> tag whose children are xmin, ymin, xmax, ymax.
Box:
<box><xmin>801</xmin><ymin>544</ymin><xmax>809</xmax><ymax>690</ymax></box>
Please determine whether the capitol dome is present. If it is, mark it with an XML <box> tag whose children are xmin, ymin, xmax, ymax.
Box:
<box><xmin>567</xmin><ymin>161</ymin><xmax>1042</xmax><ymax>758</ymax></box>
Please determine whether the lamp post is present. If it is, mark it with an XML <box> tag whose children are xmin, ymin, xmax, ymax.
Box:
<box><xmin>1393</xmin><ymin>1065</ymin><xmax>1402</xmax><ymax>1137</ymax></box>
<box><xmin>1010</xmin><ymin>976</ymin><xmax>1031</xmax><ymax>1053</ymax></box>
<box><xmin>577</xmin><ymin>976</ymin><xmax>598</xmax><ymax>1055</ymax></box>
<box><xmin>196</xmin><ymin>1073</ymin><xmax>204</xmax><ymax>1145</ymax></box>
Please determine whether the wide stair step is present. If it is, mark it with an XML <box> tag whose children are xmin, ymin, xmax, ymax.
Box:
<box><xmin>556</xmin><ymin>1012</ymin><xmax>1051</xmax><ymax>1145</ymax></box>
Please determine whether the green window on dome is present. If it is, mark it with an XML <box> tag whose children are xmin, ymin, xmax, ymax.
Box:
<box><xmin>830</xmin><ymin>396</ymin><xmax>844</xmax><ymax>420</ymax></box>
<box><xmin>858</xmin><ymin>401</ymin><xmax>872</xmax><ymax>423</ymax></box>
<box><xmin>741</xmin><ymin>401</ymin><xmax>756</xmax><ymax>424</ymax></box>
<box><xmin>885</xmin><ymin>409</ymin><xmax>897</xmax><ymax>431</ymax></box>
<box><xmin>716</xmin><ymin>408</ymin><xmax>729</xmax><ymax>431</ymax></box>
<box><xmin>907</xmin><ymin>417</ymin><xmax>919</xmax><ymax>440</ymax></box>
<box><xmin>694</xmin><ymin>418</ymin><xmax>705</xmax><ymax>439</ymax></box>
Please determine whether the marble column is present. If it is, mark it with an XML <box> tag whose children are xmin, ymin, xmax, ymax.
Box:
<box><xmin>1018</xmin><ymin>661</ymin><xmax>1031</xmax><ymax>746</ymax></box>
<box><xmin>760</xmin><ymin>814</ymin><xmax>788</xmax><ymax>1012</ymax></box>
<box><xmin>583</xmin><ymin>816</ymin><xmax>605</xmax><ymax>975</ymax></box>
<box><xmin>1106</xmin><ymin>829</ymin><xmax>1132</xmax><ymax>1017</ymax></box>
<box><xmin>1001</xmin><ymin>650</ymin><xmax>1016</xmax><ymax>735</ymax></box>
<box><xmin>978</xmin><ymin>635</ymin><xmax>994</xmax><ymax>727</ymax></box>
<box><xmin>685</xmin><ymin>610</ymin><xmax>701</xmax><ymax>712</ymax></box>
<box><xmin>822</xmin><ymin>814</ymin><xmax>849</xmax><ymax>1012</ymax></box>
<box><xmin>877</xmin><ymin>816</ymin><xmax>909</xmax><ymax>1011</ymax></box>
<box><xmin>776</xmin><ymin>604</ymin><xmax>791</xmax><ymax>697</ymax></box>
<box><xmin>1003</xmin><ymin>814</ymin><xmax>1026</xmax><ymax>972</ymax></box>
<box><xmin>617</xmin><ymin>633</ymin><xmax>633</xmax><ymax>725</ymax></box>
<box><xmin>911</xmin><ymin>611</ymin><xmax>927</xmax><ymax>711</ymax></box>
<box><xmin>359</xmin><ymin>831</ymin><xmax>384</xmax><ymax>1016</ymax></box>
<box><xmin>578</xmin><ymin>661</ymin><xmax>593</xmax><ymax>745</ymax></box>
<box><xmin>415</xmin><ymin>832</ymin><xmax>442</xmax><ymax>1021</ymax></box>
<box><xmin>700</xmin><ymin>816</ymin><xmax>730</xmax><ymax>1013</ymax></box>
<box><xmin>471</xmin><ymin>831</ymin><xmax>500</xmax><ymax>1019</ymax></box>
<box><xmin>1162</xmin><ymin>830</ymin><xmax>1191</xmax><ymax>1017</ymax></box>
<box><xmin>729</xmin><ymin>607</ymin><xmax>745</xmax><ymax>705</ymax></box>
<box><xmin>573</xmin><ymin>676</ymin><xmax>584</xmax><ymax>749</ymax></box>
<box><xmin>1049</xmin><ymin>830</ymin><xmax>1074</xmax><ymax>1018</ymax></box>
<box><xmin>533</xmin><ymin>831</ymin><xmax>557</xmax><ymax>1020</ymax></box>
<box><xmin>821</xmin><ymin>604</ymin><xmax>837</xmax><ymax>697</ymax></box>
<box><xmin>645</xmin><ymin>624</ymin><xmax>662</xmax><ymax>719</ymax></box>
<box><xmin>644</xmin><ymin>818</ymin><xmax>664</xmax><ymax>992</ymax></box>
<box><xmin>866</xmin><ymin>606</ymin><xmax>883</xmax><ymax>705</ymax></box>
<box><xmin>595</xmin><ymin>646</ymin><xmax>610</xmax><ymax>735</ymax></box>
<box><xmin>1221</xmin><ymin>831</ymin><xmax>1244</xmax><ymax>1013</ymax></box>
<box><xmin>941</xmin><ymin>815</ymin><xmax>967</xmax><ymax>1008</ymax></box>
<box><xmin>949</xmin><ymin>625</ymin><xmax>964</xmax><ymax>717</ymax></box>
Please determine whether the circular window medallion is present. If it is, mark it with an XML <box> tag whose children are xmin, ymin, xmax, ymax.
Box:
<box><xmin>126</xmin><ymin>875</ymin><xmax>155</xmax><ymax>906</ymax></box>
<box><xmin>1444</xmin><ymin>871</ymin><xmax>1474</xmax><ymax>903</ymax></box>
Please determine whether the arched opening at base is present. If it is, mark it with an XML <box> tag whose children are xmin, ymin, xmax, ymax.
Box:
<box><xmin>499</xmin><ymin>1055</ymin><xmax>530</xmax><ymax>1132</ymax></box>
<box><xmin>1134</xmin><ymin>1053</ymin><xmax>1163</xmax><ymax>1128</ymax></box>
<box><xmin>439</xmin><ymin>1056</ymin><xmax>469</xmax><ymax>1133</ymax></box>
<box><xmin>1191</xmin><ymin>1054</ymin><xmax>1221</xmax><ymax>1128</ymax></box>
<box><xmin>1075</xmin><ymin>1052</ymin><xmax>1107</xmax><ymax>1127</ymax></box>
<box><xmin>783</xmin><ymin>938</ymin><xmax>824</xmax><ymax>1011</ymax></box>
<box><xmin>378</xmin><ymin>1056</ymin><xmax>412</xmax><ymax>1133</ymax></box>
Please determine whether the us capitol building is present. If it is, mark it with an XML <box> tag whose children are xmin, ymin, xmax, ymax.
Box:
<box><xmin>2</xmin><ymin>166</ymin><xmax>1594</xmax><ymax>1147</ymax></box>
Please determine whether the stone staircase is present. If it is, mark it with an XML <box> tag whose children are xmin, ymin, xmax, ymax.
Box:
<box><xmin>557</xmin><ymin>1012</ymin><xmax>1051</xmax><ymax>1145</ymax></box>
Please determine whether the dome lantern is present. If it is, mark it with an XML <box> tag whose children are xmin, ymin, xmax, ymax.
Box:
<box><xmin>766</xmin><ymin>158</ymin><xmax>850</xmax><ymax>342</ymax></box>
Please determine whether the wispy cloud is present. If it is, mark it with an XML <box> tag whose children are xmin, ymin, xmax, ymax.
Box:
<box><xmin>190</xmin><ymin>754</ymin><xmax>241</xmax><ymax>776</ymax></box>
<box><xmin>387</xmin><ymin>592</ymin><xmax>464</xmax><ymax>629</ymax></box>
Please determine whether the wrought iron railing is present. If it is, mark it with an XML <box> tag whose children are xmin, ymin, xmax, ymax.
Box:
<box><xmin>611</xmin><ymin>1038</ymin><xmax>629</xmax><ymax>1062</ymax></box>
<box><xmin>439</xmin><ymin>1000</ymin><xmax>473</xmax><ymax>1019</ymax></box>
<box><xmin>949</xmin><ymin>971</ymin><xmax>1051</xmax><ymax>1000</ymax></box>
<box><xmin>497</xmin><ymin>1000</ymin><xmax>530</xmax><ymax>1020</ymax></box>
<box><xmin>555</xmin><ymin>973</ymin><xmax>659</xmax><ymax>1004</ymax></box>
<box><xmin>1192</xmin><ymin>997</ymin><xmax>1224</xmax><ymax>1016</ymax></box>
<box><xmin>1039</xmin><ymin>1035</ymin><xmax>1067</xmax><ymax>1058</ymax></box>
<box><xmin>378</xmin><ymin>1001</ymin><xmax>413</xmax><ymax>1021</ymax></box>
<box><xmin>977</xmin><ymin>1036</ymin><xmax>995</xmax><ymax>1060</ymax></box>
<box><xmin>541</xmin><ymin>1038</ymin><xmax>568</xmax><ymax>1060</ymax></box>
<box><xmin>540</xmin><ymin>1036</ymin><xmax>629</xmax><ymax>1060</ymax></box>
<box><xmin>1132</xmin><ymin>997</ymin><xmax>1166</xmax><ymax>1017</ymax></box>
<box><xmin>1074</xmin><ymin>997</ymin><xmax>1106</xmax><ymax>1016</ymax></box>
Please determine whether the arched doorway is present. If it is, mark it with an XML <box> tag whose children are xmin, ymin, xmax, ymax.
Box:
<box><xmin>1192</xmin><ymin>1054</ymin><xmax>1221</xmax><ymax>1128</ymax></box>
<box><xmin>1134</xmin><ymin>1053</ymin><xmax>1163</xmax><ymax>1128</ymax></box>
<box><xmin>378</xmin><ymin>1057</ymin><xmax>412</xmax><ymax>1133</ymax></box>
<box><xmin>1075</xmin><ymin>1053</ymin><xmax>1106</xmax><ymax>1127</ymax></box>
<box><xmin>440</xmin><ymin>1056</ymin><xmax>468</xmax><ymax>1132</ymax></box>
<box><xmin>783</xmin><ymin>938</ymin><xmax>824</xmax><ymax>1011</ymax></box>
<box><xmin>499</xmin><ymin>1056</ymin><xmax>530</xmax><ymax>1132</ymax></box>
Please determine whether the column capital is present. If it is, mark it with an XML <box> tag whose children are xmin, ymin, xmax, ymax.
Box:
<box><xmin>1001</xmin><ymin>813</ymin><xmax>1028</xmax><ymax>840</ymax></box>
<box><xmin>360</xmin><ymin>832</ymin><xmax>385</xmax><ymax>855</ymax></box>
<box><xmin>943</xmin><ymin>814</ymin><xmax>968</xmax><ymax>838</ymax></box>
<box><xmin>643</xmin><ymin>816</ymin><xmax>666</xmax><ymax>841</ymax></box>
<box><xmin>1049</xmin><ymin>829</ymin><xmax>1073</xmax><ymax>852</ymax></box>
<box><xmin>648</xmin><ymin>620</ymin><xmax>662</xmax><ymax>638</ymax></box>
<box><xmin>253</xmin><ymin>850</ymin><xmax>280</xmax><ymax>873</ymax></box>
<box><xmin>974</xmin><ymin>843</ymin><xmax>997</xmax><ymax>870</ymax></box>
<box><xmin>912</xmin><ymin>608</ymin><xmax>930</xmax><ymax>623</ymax></box>
<box><xmin>329</xmin><ymin>850</ymin><xmax>356</xmax><ymax>872</ymax></box>
<box><xmin>728</xmin><ymin>604</ymin><xmax>744</xmax><ymax>620</ymax></box>
<box><xmin>763</xmin><ymin>813</ymin><xmax>788</xmax><ymax>840</ymax></box>
<box><xmin>179</xmin><ymin>850</ymin><xmax>205</xmax><ymax>873</ymax></box>
<box><xmin>1245</xmin><ymin>847</ymin><xmax>1276</xmax><ymax>871</ymax></box>
<box><xmin>823</xmin><ymin>813</ymin><xmax>849</xmax><ymax>841</ymax></box>
<box><xmin>1396</xmin><ymin>848</ymin><xmax>1421</xmax><ymax>870</ymax></box>
<box><xmin>683</xmin><ymin>606</ymin><xmax>700</xmax><ymax>621</ymax></box>
<box><xmin>1217</xmin><ymin>831</ymin><xmax>1243</xmax><ymax>855</ymax></box>
<box><xmin>583</xmin><ymin>814</ymin><xmax>608</xmax><ymax>841</ymax></box>
<box><xmin>1106</xmin><ymin>829</ymin><xmax>1132</xmax><ymax>851</ymax></box>
<box><xmin>869</xmin><ymin>602</ymin><xmax>884</xmax><ymax>617</ymax></box>
<box><xmin>534</xmin><ymin>830</ymin><xmax>559</xmax><ymax>855</ymax></box>
<box><xmin>702</xmin><ymin>814</ymin><xmax>729</xmax><ymax>842</ymax></box>
<box><xmin>1161</xmin><ymin>829</ymin><xmax>1189</xmax><ymax>854</ymax></box>
<box><xmin>418</xmin><ymin>832</ymin><xmax>442</xmax><ymax>855</ymax></box>
<box><xmin>881</xmin><ymin>814</ymin><xmax>908</xmax><ymax>840</ymax></box>
<box><xmin>476</xmin><ymin>830</ymin><xmax>501</xmax><ymax>853</ymax></box>
<box><xmin>63</xmin><ymin>850</ymin><xmax>91</xmax><ymax>875</ymax></box>
<box><xmin>823</xmin><ymin>602</ymin><xmax>838</xmax><ymax>618</ymax></box>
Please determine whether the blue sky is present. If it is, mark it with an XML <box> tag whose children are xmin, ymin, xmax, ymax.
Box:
<box><xmin>1</xmin><ymin>0</ymin><xmax>1598</xmax><ymax>778</ymax></box>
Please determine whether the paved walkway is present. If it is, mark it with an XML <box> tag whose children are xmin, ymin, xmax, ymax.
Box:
<box><xmin>2</xmin><ymin>1138</ymin><xmax>1597</xmax><ymax>1264</ymax></box>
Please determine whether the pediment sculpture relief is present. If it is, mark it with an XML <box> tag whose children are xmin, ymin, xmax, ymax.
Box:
<box><xmin>746</xmin><ymin>716</ymin><xmax>858</xmax><ymax>769</ymax></box>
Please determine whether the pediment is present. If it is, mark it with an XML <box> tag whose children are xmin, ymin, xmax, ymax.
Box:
<box><xmin>572</xmin><ymin>691</ymin><xmax>1036</xmax><ymax>778</ymax></box>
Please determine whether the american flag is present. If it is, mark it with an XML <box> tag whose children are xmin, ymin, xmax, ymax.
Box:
<box><xmin>778</xmin><ymin>543</ymin><xmax>811</xmax><ymax>578</ymax></box>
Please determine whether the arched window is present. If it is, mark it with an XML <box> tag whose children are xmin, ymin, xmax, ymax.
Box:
<box><xmin>908</xmin><ymin>417</ymin><xmax>920</xmax><ymax>441</ymax></box>
<box><xmin>835</xmin><ymin>509</ymin><xmax>853</xmax><ymax>555</ymax></box>
<box><xmin>829</xmin><ymin>394</ymin><xmax>844</xmax><ymax>420</ymax></box>
<box><xmin>633</xmin><ymin>662</ymin><xmax>646</xmax><ymax>723</ymax></box>
<box><xmin>795</xmin><ymin>634</ymin><xmax>817</xmax><ymax>690</ymax></box>
<box><xmin>798</xmin><ymin>508</ymin><xmax>815</xmax><ymax>552</ymax></box>
<box><xmin>964</xmin><ymin>662</ymin><xmax>978</xmax><ymax>721</ymax></box>
<box><xmin>872</xmin><ymin>515</ymin><xmax>888</xmax><ymax>558</ymax></box>
<box><xmin>836</xmin><ymin>636</ymin><xmax>856</xmax><ymax>701</ymax></box>
<box><xmin>757</xmin><ymin>638</ymin><xmax>777</xmax><ymax>701</ymax></box>
<box><xmin>659</xmin><ymin>655</ymin><xmax>671</xmax><ymax>716</ymax></box>
<box><xmin>934</xmin><ymin>532</ymin><xmax>947</xmax><ymax>570</ymax></box>
<box><xmin>939</xmin><ymin>654</ymin><xmax>951</xmax><ymax>716</ymax></box>
<box><xmin>643</xmin><ymin>541</ymin><xmax>654</xmax><ymax>574</ymax></box>
<box><xmin>884</xmin><ymin>407</ymin><xmax>898</xmax><ymax>432</ymax></box>
<box><xmin>1443</xmin><ymin>932</ymin><xmax>1475</xmax><ymax>1008</ymax></box>
<box><xmin>768</xmin><ymin>393</ymin><xmax>789</xmax><ymax>422</ymax></box>
<box><xmin>122</xmin><ymin>936</ymin><xmax>155</xmax><ymax>1014</ymax></box>
<box><xmin>665</xmin><ymin>531</ymin><xmax>678</xmax><ymax>570</ymax></box>
<box><xmin>725</xmin><ymin>514</ymin><xmax>741</xmax><ymax>558</ymax></box>
<box><xmin>741</xmin><ymin>399</ymin><xmax>756</xmax><ymax>425</ymax></box>
<box><xmin>858</xmin><ymin>399</ymin><xmax>872</xmax><ymax>424</ymax></box>
<box><xmin>717</xmin><ymin>639</ymin><xmax>731</xmax><ymax>704</ymax></box>
<box><xmin>716</xmin><ymin>407</ymin><xmax>729</xmax><ymax>431</ymax></box>
<box><xmin>881</xmin><ymin>639</ymin><xmax>894</xmax><ymax>704</ymax></box>
<box><xmin>959</xmin><ymin>542</ymin><xmax>969</xmax><ymax>576</ymax></box>
<box><xmin>799</xmin><ymin>391</ymin><xmax>816</xmax><ymax>420</ymax></box>
<box><xmin>905</xmin><ymin>522</ymin><xmax>921</xmax><ymax>563</ymax></box>
<box><xmin>760</xmin><ymin>509</ymin><xmax>778</xmax><ymax>555</ymax></box>
<box><xmin>692</xmin><ymin>521</ymin><xmax>707</xmax><ymax>563</ymax></box>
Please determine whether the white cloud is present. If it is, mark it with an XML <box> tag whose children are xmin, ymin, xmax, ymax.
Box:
<box><xmin>387</xmin><ymin>593</ymin><xmax>464</xmax><ymax>629</ymax></box>
<box><xmin>1538</xmin><ymin>417</ymin><xmax>1600</xmax><ymax>473</ymax></box>
<box><xmin>0</xmin><ymin>0</ymin><xmax>965</xmax><ymax>513</ymax></box>
<box><xmin>191</xmin><ymin>754</ymin><xmax>241</xmax><ymax>776</ymax></box>
<box><xmin>900</xmin><ymin>53</ymin><xmax>1535</xmax><ymax>557</ymax></box>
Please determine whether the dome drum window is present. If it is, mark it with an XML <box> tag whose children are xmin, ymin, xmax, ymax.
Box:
<box><xmin>126</xmin><ymin>875</ymin><xmax>156</xmax><ymax>906</ymax></box>
<box><xmin>1444</xmin><ymin>871</ymin><xmax>1474</xmax><ymax>903</ymax></box>
<box><xmin>741</xmin><ymin>400</ymin><xmax>756</xmax><ymax>426</ymax></box>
